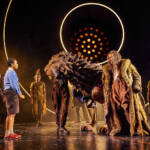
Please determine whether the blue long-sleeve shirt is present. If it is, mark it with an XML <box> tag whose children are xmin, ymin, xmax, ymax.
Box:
<box><xmin>4</xmin><ymin>68</ymin><xmax>22</xmax><ymax>95</ymax></box>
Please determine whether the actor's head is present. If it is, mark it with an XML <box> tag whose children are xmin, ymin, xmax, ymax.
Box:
<box><xmin>34</xmin><ymin>69</ymin><xmax>41</xmax><ymax>82</ymax></box>
<box><xmin>7</xmin><ymin>58</ymin><xmax>19</xmax><ymax>70</ymax></box>
<box><xmin>107</xmin><ymin>50</ymin><xmax>122</xmax><ymax>65</ymax></box>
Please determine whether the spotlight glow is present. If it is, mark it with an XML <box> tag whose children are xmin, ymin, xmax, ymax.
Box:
<box><xmin>92</xmin><ymin>40</ymin><xmax>95</xmax><ymax>44</ymax></box>
<box><xmin>81</xmin><ymin>55</ymin><xmax>84</xmax><ymax>58</ymax></box>
<box><xmin>87</xmin><ymin>45</ymin><xmax>91</xmax><ymax>48</ymax></box>
<box><xmin>90</xmin><ymin>33</ymin><xmax>93</xmax><ymax>37</ymax></box>
<box><xmin>85</xmin><ymin>33</ymin><xmax>88</xmax><ymax>36</ymax></box>
<box><xmin>87</xmin><ymin>38</ymin><xmax>91</xmax><ymax>42</ymax></box>
<box><xmin>77</xmin><ymin>38</ymin><xmax>80</xmax><ymax>42</ymax></box>
<box><xmin>80</xmin><ymin>35</ymin><xmax>84</xmax><ymax>38</ymax></box>
<box><xmin>88</xmin><ymin>51</ymin><xmax>91</xmax><ymax>54</ymax></box>
<box><xmin>94</xmin><ymin>35</ymin><xmax>98</xmax><ymax>38</ymax></box>
<box><xmin>75</xmin><ymin>47</ymin><xmax>79</xmax><ymax>51</ymax></box>
<box><xmin>81</xmin><ymin>45</ymin><xmax>84</xmax><ymax>48</ymax></box>
<box><xmin>59</xmin><ymin>2</ymin><xmax>125</xmax><ymax>64</ymax></box>
<box><xmin>90</xmin><ymin>56</ymin><xmax>93</xmax><ymax>60</ymax></box>
<box><xmin>98</xmin><ymin>38</ymin><xmax>101</xmax><ymax>41</ymax></box>
<box><xmin>83</xmin><ymin>49</ymin><xmax>87</xmax><ymax>53</ymax></box>
<box><xmin>92</xmin><ymin>49</ymin><xmax>96</xmax><ymax>53</ymax></box>
<box><xmin>82</xmin><ymin>40</ymin><xmax>86</xmax><ymax>44</ymax></box>
<box><xmin>90</xmin><ymin>27</ymin><xmax>94</xmax><ymax>31</ymax></box>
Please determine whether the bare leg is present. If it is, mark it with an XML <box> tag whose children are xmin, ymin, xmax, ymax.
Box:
<box><xmin>5</xmin><ymin>116</ymin><xmax>10</xmax><ymax>130</ymax></box>
<box><xmin>88</xmin><ymin>108</ymin><xmax>96</xmax><ymax>126</ymax></box>
<box><xmin>5</xmin><ymin>114</ymin><xmax>15</xmax><ymax>137</ymax></box>
<box><xmin>76</xmin><ymin>107</ymin><xmax>80</xmax><ymax>122</ymax></box>
<box><xmin>9</xmin><ymin>114</ymin><xmax>15</xmax><ymax>134</ymax></box>
<box><xmin>84</xmin><ymin>103</ymin><xmax>92</xmax><ymax>123</ymax></box>
<box><xmin>5</xmin><ymin>115</ymin><xmax>10</xmax><ymax>137</ymax></box>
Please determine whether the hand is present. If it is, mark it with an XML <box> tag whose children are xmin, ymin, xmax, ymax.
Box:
<box><xmin>133</xmin><ymin>89</ymin><xmax>140</xmax><ymax>93</ymax></box>
<box><xmin>133</xmin><ymin>86</ymin><xmax>141</xmax><ymax>93</ymax></box>
<box><xmin>19</xmin><ymin>94</ymin><xmax>25</xmax><ymax>99</ymax></box>
<box><xmin>31</xmin><ymin>100</ymin><xmax>33</xmax><ymax>104</ymax></box>
<box><xmin>145</xmin><ymin>103</ymin><xmax>150</xmax><ymax>107</ymax></box>
<box><xmin>49</xmin><ymin>76</ymin><xmax>52</xmax><ymax>80</ymax></box>
<box><xmin>2</xmin><ymin>96</ymin><xmax>6</xmax><ymax>103</ymax></box>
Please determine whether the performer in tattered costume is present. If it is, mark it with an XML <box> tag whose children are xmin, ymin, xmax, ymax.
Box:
<box><xmin>44</xmin><ymin>51</ymin><xmax>103</xmax><ymax>134</ymax></box>
<box><xmin>30</xmin><ymin>69</ymin><xmax>47</xmax><ymax>127</ymax></box>
<box><xmin>51</xmin><ymin>78</ymin><xmax>70</xmax><ymax>134</ymax></box>
<box><xmin>102</xmin><ymin>50</ymin><xmax>150</xmax><ymax>136</ymax></box>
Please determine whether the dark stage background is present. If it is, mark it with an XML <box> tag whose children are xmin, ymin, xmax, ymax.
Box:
<box><xmin>0</xmin><ymin>0</ymin><xmax>150</xmax><ymax>122</ymax></box>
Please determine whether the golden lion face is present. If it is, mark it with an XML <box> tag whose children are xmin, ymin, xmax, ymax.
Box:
<box><xmin>44</xmin><ymin>51</ymin><xmax>67</xmax><ymax>80</ymax></box>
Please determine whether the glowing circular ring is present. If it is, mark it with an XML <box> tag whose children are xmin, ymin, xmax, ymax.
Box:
<box><xmin>3</xmin><ymin>0</ymin><xmax>55</xmax><ymax>114</ymax></box>
<box><xmin>60</xmin><ymin>2</ymin><xmax>125</xmax><ymax>64</ymax></box>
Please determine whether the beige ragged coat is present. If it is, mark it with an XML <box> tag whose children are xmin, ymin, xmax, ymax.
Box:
<box><xmin>102</xmin><ymin>59</ymin><xmax>150</xmax><ymax>136</ymax></box>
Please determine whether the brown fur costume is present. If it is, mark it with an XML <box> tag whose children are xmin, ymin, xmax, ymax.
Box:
<box><xmin>44</xmin><ymin>51</ymin><xmax>103</xmax><ymax>132</ymax></box>
<box><xmin>102</xmin><ymin>58</ymin><xmax>150</xmax><ymax>136</ymax></box>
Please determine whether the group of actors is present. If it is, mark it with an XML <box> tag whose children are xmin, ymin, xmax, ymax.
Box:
<box><xmin>0</xmin><ymin>57</ymin><xmax>96</xmax><ymax>139</ymax></box>
<box><xmin>1</xmin><ymin>50</ymin><xmax>150</xmax><ymax>140</ymax></box>
<box><xmin>44</xmin><ymin>50</ymin><xmax>150</xmax><ymax>136</ymax></box>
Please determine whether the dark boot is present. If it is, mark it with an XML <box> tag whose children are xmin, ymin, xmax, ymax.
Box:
<box><xmin>56</xmin><ymin>113</ymin><xmax>60</xmax><ymax>127</ymax></box>
<box><xmin>36</xmin><ymin>121</ymin><xmax>39</xmax><ymax>127</ymax></box>
<box><xmin>58</xmin><ymin>113</ymin><xmax>70</xmax><ymax>135</ymax></box>
<box><xmin>58</xmin><ymin>127</ymin><xmax>70</xmax><ymax>135</ymax></box>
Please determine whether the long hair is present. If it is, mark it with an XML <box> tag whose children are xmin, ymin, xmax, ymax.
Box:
<box><xmin>107</xmin><ymin>50</ymin><xmax>122</xmax><ymax>75</ymax></box>
<box><xmin>107</xmin><ymin>50</ymin><xmax>122</xmax><ymax>65</ymax></box>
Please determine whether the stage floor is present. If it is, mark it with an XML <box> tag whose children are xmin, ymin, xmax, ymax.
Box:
<box><xmin>0</xmin><ymin>122</ymin><xmax>150</xmax><ymax>150</ymax></box>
